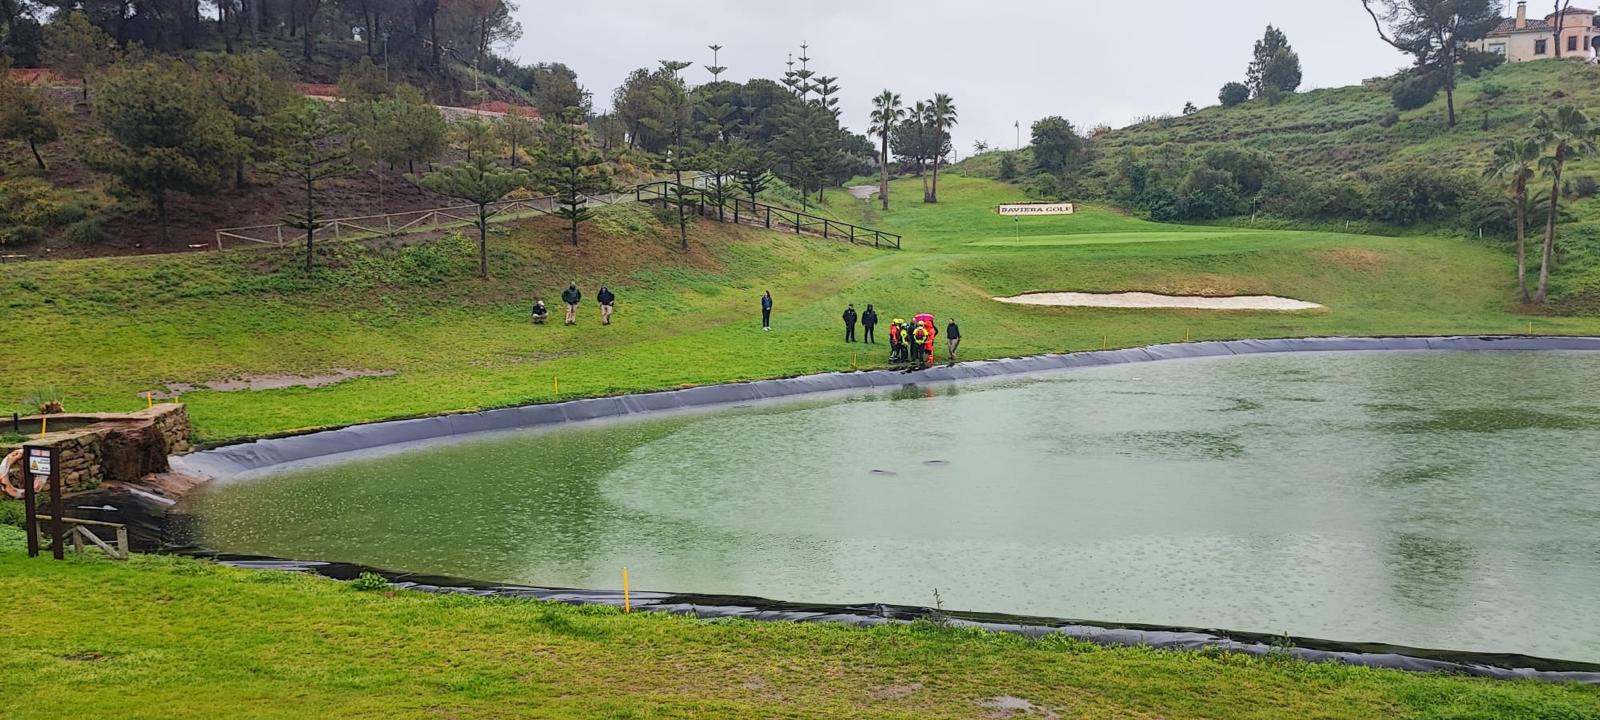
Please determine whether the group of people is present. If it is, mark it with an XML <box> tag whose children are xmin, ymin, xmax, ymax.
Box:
<box><xmin>842</xmin><ymin>303</ymin><xmax>961</xmax><ymax>369</ymax></box>
<box><xmin>533</xmin><ymin>281</ymin><xmax>616</xmax><ymax>326</ymax></box>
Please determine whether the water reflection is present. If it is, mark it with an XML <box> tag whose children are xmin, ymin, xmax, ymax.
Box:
<box><xmin>182</xmin><ymin>351</ymin><xmax>1600</xmax><ymax>661</ymax></box>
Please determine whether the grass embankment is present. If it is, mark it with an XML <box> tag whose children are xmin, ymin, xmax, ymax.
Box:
<box><xmin>956</xmin><ymin>60</ymin><xmax>1600</xmax><ymax>303</ymax></box>
<box><xmin>1</xmin><ymin>528</ymin><xmax>1595</xmax><ymax>719</ymax></box>
<box><xmin>7</xmin><ymin>174</ymin><xmax>1600</xmax><ymax>442</ymax></box>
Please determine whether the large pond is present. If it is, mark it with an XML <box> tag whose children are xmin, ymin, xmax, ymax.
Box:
<box><xmin>181</xmin><ymin>351</ymin><xmax>1600</xmax><ymax>662</ymax></box>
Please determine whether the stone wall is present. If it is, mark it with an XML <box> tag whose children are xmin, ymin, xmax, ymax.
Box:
<box><xmin>3</xmin><ymin>404</ymin><xmax>190</xmax><ymax>494</ymax></box>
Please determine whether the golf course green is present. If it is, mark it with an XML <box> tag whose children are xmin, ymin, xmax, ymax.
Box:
<box><xmin>4</xmin><ymin>174</ymin><xmax>1596</xmax><ymax>442</ymax></box>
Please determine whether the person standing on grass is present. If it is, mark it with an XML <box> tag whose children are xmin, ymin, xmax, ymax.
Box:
<box><xmin>562</xmin><ymin>282</ymin><xmax>581</xmax><ymax>325</ymax></box>
<box><xmin>597</xmin><ymin>285</ymin><xmax>616</xmax><ymax>326</ymax></box>
<box><xmin>843</xmin><ymin>304</ymin><xmax>858</xmax><ymax>342</ymax></box>
<box><xmin>862</xmin><ymin>304</ymin><xmax>878</xmax><ymax>344</ymax></box>
<box><xmin>946</xmin><ymin>318</ymin><xmax>962</xmax><ymax>362</ymax></box>
<box><xmin>761</xmin><ymin>290</ymin><xmax>773</xmax><ymax>331</ymax></box>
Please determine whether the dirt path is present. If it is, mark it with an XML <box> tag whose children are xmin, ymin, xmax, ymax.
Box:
<box><xmin>847</xmin><ymin>185</ymin><xmax>878</xmax><ymax>201</ymax></box>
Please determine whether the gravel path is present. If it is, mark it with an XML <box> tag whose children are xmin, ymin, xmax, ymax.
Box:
<box><xmin>994</xmin><ymin>292</ymin><xmax>1323</xmax><ymax>311</ymax></box>
<box><xmin>847</xmin><ymin>185</ymin><xmax>878</xmax><ymax>201</ymax></box>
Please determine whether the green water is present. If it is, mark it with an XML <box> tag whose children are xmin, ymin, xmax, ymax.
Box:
<box><xmin>183</xmin><ymin>351</ymin><xmax>1600</xmax><ymax>662</ymax></box>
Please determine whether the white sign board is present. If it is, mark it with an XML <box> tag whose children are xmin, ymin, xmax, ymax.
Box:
<box><xmin>27</xmin><ymin>448</ymin><xmax>52</xmax><ymax>476</ymax></box>
<box><xmin>998</xmin><ymin>203</ymin><xmax>1074</xmax><ymax>217</ymax></box>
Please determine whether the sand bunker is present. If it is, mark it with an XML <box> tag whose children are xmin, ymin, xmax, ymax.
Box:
<box><xmin>994</xmin><ymin>292</ymin><xmax>1322</xmax><ymax>311</ymax></box>
<box><xmin>153</xmin><ymin>369</ymin><xmax>396</xmax><ymax>398</ymax></box>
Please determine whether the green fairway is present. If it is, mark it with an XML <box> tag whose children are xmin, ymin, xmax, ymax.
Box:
<box><xmin>2</xmin><ymin>527</ymin><xmax>1596</xmax><ymax>720</ymax></box>
<box><xmin>5</xmin><ymin>174</ymin><xmax>1599</xmax><ymax>442</ymax></box>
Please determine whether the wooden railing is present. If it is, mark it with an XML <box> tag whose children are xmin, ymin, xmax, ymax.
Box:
<box><xmin>633</xmin><ymin>180</ymin><xmax>902</xmax><ymax>250</ymax></box>
<box><xmin>213</xmin><ymin>173</ymin><xmax>900</xmax><ymax>252</ymax></box>
<box><xmin>31</xmin><ymin>515</ymin><xmax>129</xmax><ymax>560</ymax></box>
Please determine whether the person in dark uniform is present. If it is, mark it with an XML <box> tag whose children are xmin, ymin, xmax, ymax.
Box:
<box><xmin>946</xmin><ymin>318</ymin><xmax>962</xmax><ymax>362</ymax></box>
<box><xmin>561</xmin><ymin>282</ymin><xmax>581</xmax><ymax>325</ymax></box>
<box><xmin>761</xmin><ymin>290</ymin><xmax>773</xmax><ymax>331</ymax></box>
<box><xmin>843</xmin><ymin>304</ymin><xmax>858</xmax><ymax>342</ymax></box>
<box><xmin>597</xmin><ymin>285</ymin><xmax>616</xmax><ymax>325</ymax></box>
<box><xmin>531</xmin><ymin>299</ymin><xmax>548</xmax><ymax>324</ymax></box>
<box><xmin>861</xmin><ymin>304</ymin><xmax>878</xmax><ymax>343</ymax></box>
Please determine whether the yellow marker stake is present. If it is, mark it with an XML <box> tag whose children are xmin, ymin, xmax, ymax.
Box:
<box><xmin>41</xmin><ymin>415</ymin><xmax>46</xmax><ymax>435</ymax></box>
<box><xmin>852</xmin><ymin>353</ymin><xmax>857</xmax><ymax>370</ymax></box>
<box><xmin>1185</xmin><ymin>327</ymin><xmax>1191</xmax><ymax>342</ymax></box>
<box><xmin>553</xmin><ymin>376</ymin><xmax>559</xmax><ymax>396</ymax></box>
<box><xmin>1102</xmin><ymin>335</ymin><xmax>1108</xmax><ymax>351</ymax></box>
<box><xmin>622</xmin><ymin>567</ymin><xmax>631</xmax><ymax>613</ymax></box>
<box><xmin>147</xmin><ymin>392</ymin><xmax>153</xmax><ymax>409</ymax></box>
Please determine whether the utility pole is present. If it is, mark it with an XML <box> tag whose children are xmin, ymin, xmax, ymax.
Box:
<box><xmin>1015</xmin><ymin>120</ymin><xmax>1020</xmax><ymax>150</ymax></box>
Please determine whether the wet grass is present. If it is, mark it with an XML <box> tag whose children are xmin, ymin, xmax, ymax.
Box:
<box><xmin>6</xmin><ymin>175</ymin><xmax>1600</xmax><ymax>444</ymax></box>
<box><xmin>2</xmin><ymin>526</ymin><xmax>1596</xmax><ymax>719</ymax></box>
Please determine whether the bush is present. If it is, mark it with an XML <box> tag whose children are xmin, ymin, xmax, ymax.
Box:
<box><xmin>1391</xmin><ymin>72</ymin><xmax>1443</xmax><ymax>111</ymax></box>
<box><xmin>997</xmin><ymin>153</ymin><xmax>1019</xmax><ymax>181</ymax></box>
<box><xmin>1575</xmin><ymin>176</ymin><xmax>1599</xmax><ymax>199</ymax></box>
<box><xmin>1218</xmin><ymin>82</ymin><xmax>1250</xmax><ymax>108</ymax></box>
<box><xmin>1288</xmin><ymin>179</ymin><xmax>1371</xmax><ymax>221</ymax></box>
<box><xmin>351</xmin><ymin>572</ymin><xmax>389</xmax><ymax>591</ymax></box>
<box><xmin>1460</xmin><ymin>49</ymin><xmax>1505</xmax><ymax>79</ymax></box>
<box><xmin>1379</xmin><ymin>111</ymin><xmax>1400</xmax><ymax>128</ymax></box>
<box><xmin>0</xmin><ymin>499</ymin><xmax>23</xmax><ymax>528</ymax></box>
<box><xmin>1367</xmin><ymin>165</ymin><xmax>1477</xmax><ymax>226</ymax></box>
<box><xmin>1</xmin><ymin>225</ymin><xmax>43</xmax><ymax>246</ymax></box>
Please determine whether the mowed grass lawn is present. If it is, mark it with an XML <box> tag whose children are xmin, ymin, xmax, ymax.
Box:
<box><xmin>6</xmin><ymin>174</ymin><xmax>1600</xmax><ymax>442</ymax></box>
<box><xmin>2</xmin><ymin>528</ymin><xmax>1596</xmax><ymax>720</ymax></box>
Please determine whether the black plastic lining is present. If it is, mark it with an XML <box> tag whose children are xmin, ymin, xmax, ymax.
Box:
<box><xmin>174</xmin><ymin>336</ymin><xmax>1600</xmax><ymax>480</ymax></box>
<box><xmin>183</xmin><ymin>550</ymin><xmax>1600</xmax><ymax>684</ymax></box>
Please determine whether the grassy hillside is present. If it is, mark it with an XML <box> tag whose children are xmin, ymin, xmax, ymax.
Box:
<box><xmin>956</xmin><ymin>60</ymin><xmax>1600</xmax><ymax>308</ymax></box>
<box><xmin>2</xmin><ymin>527</ymin><xmax>1597</xmax><ymax>719</ymax></box>
<box><xmin>6</xmin><ymin>175</ymin><xmax>1600</xmax><ymax>442</ymax></box>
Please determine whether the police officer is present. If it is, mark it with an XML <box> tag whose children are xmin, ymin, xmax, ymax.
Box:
<box><xmin>862</xmin><ymin>304</ymin><xmax>878</xmax><ymax>344</ymax></box>
<box><xmin>843</xmin><ymin>304</ymin><xmax>858</xmax><ymax>342</ymax></box>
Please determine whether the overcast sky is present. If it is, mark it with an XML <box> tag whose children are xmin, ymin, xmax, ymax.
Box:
<box><xmin>508</xmin><ymin>1</ymin><xmax>1421</xmax><ymax>154</ymax></box>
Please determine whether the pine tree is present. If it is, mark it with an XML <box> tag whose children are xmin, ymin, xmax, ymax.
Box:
<box><xmin>90</xmin><ymin>58</ymin><xmax>241</xmax><ymax>244</ymax></box>
<box><xmin>415</xmin><ymin>157</ymin><xmax>529</xmax><ymax>278</ymax></box>
<box><xmin>0</xmin><ymin>63</ymin><xmax>62</xmax><ymax>170</ymax></box>
<box><xmin>542</xmin><ymin>120</ymin><xmax>616</xmax><ymax>246</ymax></box>
<box><xmin>41</xmin><ymin>11</ymin><xmax>116</xmax><ymax>103</ymax></box>
<box><xmin>270</xmin><ymin>100</ymin><xmax>357</xmax><ymax>272</ymax></box>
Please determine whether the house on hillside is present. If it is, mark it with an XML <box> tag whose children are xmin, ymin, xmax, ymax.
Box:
<box><xmin>1471</xmin><ymin>1</ymin><xmax>1600</xmax><ymax>62</ymax></box>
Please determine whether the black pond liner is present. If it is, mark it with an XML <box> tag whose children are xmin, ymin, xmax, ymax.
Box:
<box><xmin>111</xmin><ymin>336</ymin><xmax>1600</xmax><ymax>684</ymax></box>
<box><xmin>171</xmin><ymin>550</ymin><xmax>1600</xmax><ymax>684</ymax></box>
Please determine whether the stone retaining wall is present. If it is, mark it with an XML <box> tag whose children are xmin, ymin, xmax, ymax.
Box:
<box><xmin>3</xmin><ymin>404</ymin><xmax>190</xmax><ymax>494</ymax></box>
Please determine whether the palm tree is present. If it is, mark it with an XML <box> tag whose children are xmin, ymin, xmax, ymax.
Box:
<box><xmin>910</xmin><ymin>100</ymin><xmax>931</xmax><ymax>200</ymax></box>
<box><xmin>868</xmin><ymin>90</ymin><xmax>905</xmax><ymax>211</ymax></box>
<box><xmin>1486</xmin><ymin>137</ymin><xmax>1543</xmax><ymax>302</ymax></box>
<box><xmin>926</xmin><ymin>94</ymin><xmax>958</xmax><ymax>203</ymax></box>
<box><xmin>1531</xmin><ymin>105</ymin><xmax>1598</xmax><ymax>303</ymax></box>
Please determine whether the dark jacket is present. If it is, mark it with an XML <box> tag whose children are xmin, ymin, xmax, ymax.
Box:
<box><xmin>597</xmin><ymin>288</ymin><xmax>615</xmax><ymax>306</ymax></box>
<box><xmin>761</xmin><ymin>294</ymin><xmax>773</xmax><ymax>310</ymax></box>
<box><xmin>843</xmin><ymin>307</ymin><xmax>857</xmax><ymax>325</ymax></box>
<box><xmin>947</xmin><ymin>322</ymin><xmax>961</xmax><ymax>340</ymax></box>
<box><xmin>532</xmin><ymin>301</ymin><xmax>547</xmax><ymax>317</ymax></box>
<box><xmin>862</xmin><ymin>308</ymin><xmax>878</xmax><ymax>327</ymax></box>
<box><xmin>562</xmin><ymin>286</ymin><xmax>581</xmax><ymax>305</ymax></box>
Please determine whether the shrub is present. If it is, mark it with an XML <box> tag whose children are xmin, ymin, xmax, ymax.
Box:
<box><xmin>62</xmin><ymin>216</ymin><xmax>107</xmax><ymax>245</ymax></box>
<box><xmin>1218</xmin><ymin>82</ymin><xmax>1250</xmax><ymax>108</ymax></box>
<box><xmin>1479</xmin><ymin>83</ymin><xmax>1507</xmax><ymax>100</ymax></box>
<box><xmin>350</xmin><ymin>572</ymin><xmax>388</xmax><ymax>591</ymax></box>
<box><xmin>1367</xmin><ymin>166</ymin><xmax>1476</xmax><ymax>226</ymax></box>
<box><xmin>1379</xmin><ymin>111</ymin><xmax>1400</xmax><ymax>128</ymax></box>
<box><xmin>1575</xmin><ymin>176</ymin><xmax>1599</xmax><ymax>199</ymax></box>
<box><xmin>1391</xmin><ymin>72</ymin><xmax>1443</xmax><ymax>111</ymax></box>
<box><xmin>1459</xmin><ymin>49</ymin><xmax>1505</xmax><ymax>79</ymax></box>
<box><xmin>997</xmin><ymin>152</ymin><xmax>1019</xmax><ymax>181</ymax></box>
<box><xmin>0</xmin><ymin>499</ymin><xmax>23</xmax><ymax>528</ymax></box>
<box><xmin>1</xmin><ymin>225</ymin><xmax>43</xmax><ymax>246</ymax></box>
